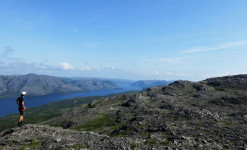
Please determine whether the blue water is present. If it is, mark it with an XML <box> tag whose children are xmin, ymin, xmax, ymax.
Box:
<box><xmin>0</xmin><ymin>83</ymin><xmax>141</xmax><ymax>117</ymax></box>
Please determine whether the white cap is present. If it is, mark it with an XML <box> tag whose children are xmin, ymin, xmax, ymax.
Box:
<box><xmin>21</xmin><ymin>91</ymin><xmax>26</xmax><ymax>95</ymax></box>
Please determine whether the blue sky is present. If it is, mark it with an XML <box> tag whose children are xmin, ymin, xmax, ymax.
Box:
<box><xmin>0</xmin><ymin>0</ymin><xmax>247</xmax><ymax>81</ymax></box>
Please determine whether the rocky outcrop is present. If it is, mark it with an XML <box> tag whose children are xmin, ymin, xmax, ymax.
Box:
<box><xmin>0</xmin><ymin>124</ymin><xmax>134</xmax><ymax>150</ymax></box>
<box><xmin>201</xmin><ymin>74</ymin><xmax>247</xmax><ymax>90</ymax></box>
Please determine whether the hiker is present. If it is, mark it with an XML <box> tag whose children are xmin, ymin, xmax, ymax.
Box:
<box><xmin>16</xmin><ymin>92</ymin><xmax>27</xmax><ymax>127</ymax></box>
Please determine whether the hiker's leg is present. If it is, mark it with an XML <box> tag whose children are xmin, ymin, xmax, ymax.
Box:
<box><xmin>19</xmin><ymin>115</ymin><xmax>23</xmax><ymax>122</ymax></box>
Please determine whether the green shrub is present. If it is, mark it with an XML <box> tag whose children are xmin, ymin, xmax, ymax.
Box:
<box><xmin>147</xmin><ymin>138</ymin><xmax>156</xmax><ymax>145</ymax></box>
<box><xmin>31</xmin><ymin>138</ymin><xmax>41</xmax><ymax>149</ymax></box>
<box><xmin>130</xmin><ymin>141</ymin><xmax>137</xmax><ymax>149</ymax></box>
<box><xmin>161</xmin><ymin>139</ymin><xmax>169</xmax><ymax>145</ymax></box>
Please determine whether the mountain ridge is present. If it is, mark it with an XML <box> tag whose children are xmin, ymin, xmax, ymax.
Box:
<box><xmin>131</xmin><ymin>80</ymin><xmax>174</xmax><ymax>88</ymax></box>
<box><xmin>0</xmin><ymin>73</ymin><xmax>118</xmax><ymax>98</ymax></box>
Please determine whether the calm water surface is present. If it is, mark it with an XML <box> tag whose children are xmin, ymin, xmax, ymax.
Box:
<box><xmin>0</xmin><ymin>83</ymin><xmax>141</xmax><ymax>117</ymax></box>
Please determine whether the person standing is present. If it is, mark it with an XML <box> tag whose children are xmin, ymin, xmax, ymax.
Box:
<box><xmin>16</xmin><ymin>92</ymin><xmax>26</xmax><ymax>127</ymax></box>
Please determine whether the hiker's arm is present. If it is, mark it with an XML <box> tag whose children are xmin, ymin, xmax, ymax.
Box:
<box><xmin>16</xmin><ymin>99</ymin><xmax>19</xmax><ymax>105</ymax></box>
<box><xmin>22</xmin><ymin>101</ymin><xmax>24</xmax><ymax>108</ymax></box>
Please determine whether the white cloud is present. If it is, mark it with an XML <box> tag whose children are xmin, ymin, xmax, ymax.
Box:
<box><xmin>182</xmin><ymin>40</ymin><xmax>247</xmax><ymax>54</ymax></box>
<box><xmin>78</xmin><ymin>67</ymin><xmax>91</xmax><ymax>71</ymax></box>
<box><xmin>60</xmin><ymin>62</ymin><xmax>75</xmax><ymax>70</ymax></box>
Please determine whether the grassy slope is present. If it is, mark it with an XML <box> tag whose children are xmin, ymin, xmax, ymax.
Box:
<box><xmin>0</xmin><ymin>90</ymin><xmax>139</xmax><ymax>132</ymax></box>
<box><xmin>0</xmin><ymin>96</ymin><xmax>102</xmax><ymax>131</ymax></box>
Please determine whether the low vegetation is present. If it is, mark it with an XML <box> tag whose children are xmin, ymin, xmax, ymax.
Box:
<box><xmin>0</xmin><ymin>90</ymin><xmax>139</xmax><ymax>132</ymax></box>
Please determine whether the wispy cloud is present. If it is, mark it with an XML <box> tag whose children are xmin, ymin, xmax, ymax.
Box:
<box><xmin>182</xmin><ymin>40</ymin><xmax>247</xmax><ymax>54</ymax></box>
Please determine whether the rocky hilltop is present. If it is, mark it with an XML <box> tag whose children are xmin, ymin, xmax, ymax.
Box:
<box><xmin>1</xmin><ymin>74</ymin><xmax>247</xmax><ymax>149</ymax></box>
<box><xmin>0</xmin><ymin>74</ymin><xmax>118</xmax><ymax>98</ymax></box>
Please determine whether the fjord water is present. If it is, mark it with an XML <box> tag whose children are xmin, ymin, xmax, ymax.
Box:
<box><xmin>0</xmin><ymin>82</ymin><xmax>141</xmax><ymax>117</ymax></box>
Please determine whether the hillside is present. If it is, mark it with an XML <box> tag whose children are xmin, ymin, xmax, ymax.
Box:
<box><xmin>0</xmin><ymin>96</ymin><xmax>105</xmax><ymax>132</ymax></box>
<box><xmin>0</xmin><ymin>74</ymin><xmax>118</xmax><ymax>98</ymax></box>
<box><xmin>131</xmin><ymin>80</ymin><xmax>173</xmax><ymax>88</ymax></box>
<box><xmin>1</xmin><ymin>74</ymin><xmax>247</xmax><ymax>149</ymax></box>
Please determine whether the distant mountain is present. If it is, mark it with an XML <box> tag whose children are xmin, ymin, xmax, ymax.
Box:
<box><xmin>131</xmin><ymin>80</ymin><xmax>174</xmax><ymax>88</ymax></box>
<box><xmin>0</xmin><ymin>73</ymin><xmax>118</xmax><ymax>98</ymax></box>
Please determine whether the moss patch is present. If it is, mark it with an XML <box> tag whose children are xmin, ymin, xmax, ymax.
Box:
<box><xmin>161</xmin><ymin>139</ymin><xmax>169</xmax><ymax>145</ymax></box>
<box><xmin>51</xmin><ymin>119</ymin><xmax>66</xmax><ymax>127</ymax></box>
<box><xmin>19</xmin><ymin>145</ymin><xmax>30</xmax><ymax>150</ymax></box>
<box><xmin>31</xmin><ymin>138</ymin><xmax>42</xmax><ymax>149</ymax></box>
<box><xmin>139</xmin><ymin>132</ymin><xmax>149</xmax><ymax>138</ymax></box>
<box><xmin>73</xmin><ymin>115</ymin><xmax>114</xmax><ymax>131</ymax></box>
<box><xmin>18</xmin><ymin>139</ymin><xmax>41</xmax><ymax>150</ymax></box>
<box><xmin>110</xmin><ymin>129</ymin><xmax>131</xmax><ymax>137</ymax></box>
